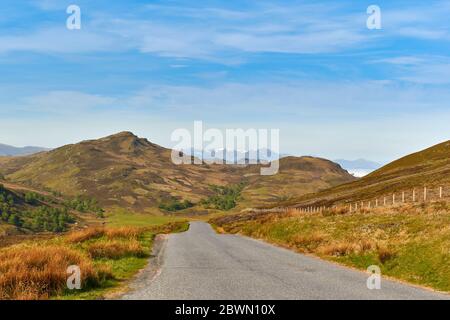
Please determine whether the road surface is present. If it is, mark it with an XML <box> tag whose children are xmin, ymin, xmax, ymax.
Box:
<box><xmin>122</xmin><ymin>222</ymin><xmax>449</xmax><ymax>300</ymax></box>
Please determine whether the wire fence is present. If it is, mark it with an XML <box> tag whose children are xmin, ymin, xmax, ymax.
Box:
<box><xmin>250</xmin><ymin>186</ymin><xmax>449</xmax><ymax>214</ymax></box>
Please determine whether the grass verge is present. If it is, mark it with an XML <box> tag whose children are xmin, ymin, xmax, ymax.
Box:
<box><xmin>212</xmin><ymin>202</ymin><xmax>450</xmax><ymax>292</ymax></box>
<box><xmin>0</xmin><ymin>221</ymin><xmax>189</xmax><ymax>300</ymax></box>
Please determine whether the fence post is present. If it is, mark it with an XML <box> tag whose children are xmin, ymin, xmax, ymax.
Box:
<box><xmin>402</xmin><ymin>192</ymin><xmax>405</xmax><ymax>203</ymax></box>
<box><xmin>424</xmin><ymin>187</ymin><xmax>427</xmax><ymax>202</ymax></box>
<box><xmin>393</xmin><ymin>193</ymin><xmax>395</xmax><ymax>205</ymax></box>
<box><xmin>413</xmin><ymin>189</ymin><xmax>416</xmax><ymax>202</ymax></box>
<box><xmin>375</xmin><ymin>199</ymin><xmax>378</xmax><ymax>207</ymax></box>
<box><xmin>440</xmin><ymin>187</ymin><xmax>443</xmax><ymax>199</ymax></box>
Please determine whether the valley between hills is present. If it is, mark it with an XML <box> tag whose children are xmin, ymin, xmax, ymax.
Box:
<box><xmin>0</xmin><ymin>132</ymin><xmax>449</xmax><ymax>299</ymax></box>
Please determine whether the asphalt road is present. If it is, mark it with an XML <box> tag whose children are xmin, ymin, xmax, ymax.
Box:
<box><xmin>122</xmin><ymin>221</ymin><xmax>449</xmax><ymax>300</ymax></box>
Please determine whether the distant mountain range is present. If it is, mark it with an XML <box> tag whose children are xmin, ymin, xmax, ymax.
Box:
<box><xmin>0</xmin><ymin>144</ymin><xmax>49</xmax><ymax>156</ymax></box>
<box><xmin>334</xmin><ymin>159</ymin><xmax>383</xmax><ymax>177</ymax></box>
<box><xmin>184</xmin><ymin>148</ymin><xmax>283</xmax><ymax>164</ymax></box>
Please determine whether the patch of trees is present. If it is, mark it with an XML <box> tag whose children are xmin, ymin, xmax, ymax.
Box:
<box><xmin>0</xmin><ymin>184</ymin><xmax>75</xmax><ymax>232</ymax></box>
<box><xmin>24</xmin><ymin>191</ymin><xmax>52</xmax><ymax>205</ymax></box>
<box><xmin>200</xmin><ymin>183</ymin><xmax>245</xmax><ymax>211</ymax></box>
<box><xmin>0</xmin><ymin>184</ymin><xmax>19</xmax><ymax>226</ymax></box>
<box><xmin>21</xmin><ymin>207</ymin><xmax>75</xmax><ymax>232</ymax></box>
<box><xmin>159</xmin><ymin>198</ymin><xmax>194</xmax><ymax>212</ymax></box>
<box><xmin>64</xmin><ymin>196</ymin><xmax>104</xmax><ymax>217</ymax></box>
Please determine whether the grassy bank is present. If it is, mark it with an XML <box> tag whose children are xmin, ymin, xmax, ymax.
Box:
<box><xmin>212</xmin><ymin>202</ymin><xmax>450</xmax><ymax>292</ymax></box>
<box><xmin>0</xmin><ymin>221</ymin><xmax>189</xmax><ymax>300</ymax></box>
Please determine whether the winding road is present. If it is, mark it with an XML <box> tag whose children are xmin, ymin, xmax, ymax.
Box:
<box><xmin>121</xmin><ymin>222</ymin><xmax>448</xmax><ymax>300</ymax></box>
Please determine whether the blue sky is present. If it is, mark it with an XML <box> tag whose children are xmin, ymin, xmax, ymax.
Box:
<box><xmin>1</xmin><ymin>0</ymin><xmax>450</xmax><ymax>163</ymax></box>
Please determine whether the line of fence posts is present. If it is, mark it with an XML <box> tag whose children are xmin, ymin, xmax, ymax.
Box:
<box><xmin>292</xmin><ymin>186</ymin><xmax>447</xmax><ymax>214</ymax></box>
<box><xmin>347</xmin><ymin>186</ymin><xmax>445</xmax><ymax>212</ymax></box>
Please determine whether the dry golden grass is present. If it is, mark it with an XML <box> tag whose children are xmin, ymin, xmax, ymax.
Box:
<box><xmin>377</xmin><ymin>246</ymin><xmax>396</xmax><ymax>264</ymax></box>
<box><xmin>87</xmin><ymin>240</ymin><xmax>146</xmax><ymax>259</ymax></box>
<box><xmin>105</xmin><ymin>227</ymin><xmax>145</xmax><ymax>240</ymax></box>
<box><xmin>65</xmin><ymin>226</ymin><xmax>146</xmax><ymax>244</ymax></box>
<box><xmin>213</xmin><ymin>201</ymin><xmax>450</xmax><ymax>291</ymax></box>
<box><xmin>65</xmin><ymin>227</ymin><xmax>105</xmax><ymax>243</ymax></box>
<box><xmin>318</xmin><ymin>242</ymin><xmax>358</xmax><ymax>256</ymax></box>
<box><xmin>0</xmin><ymin>244</ymin><xmax>111</xmax><ymax>300</ymax></box>
<box><xmin>288</xmin><ymin>232</ymin><xmax>325</xmax><ymax>252</ymax></box>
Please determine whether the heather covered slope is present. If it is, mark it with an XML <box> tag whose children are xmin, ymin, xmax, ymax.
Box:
<box><xmin>239</xmin><ymin>156</ymin><xmax>355</xmax><ymax>208</ymax></box>
<box><xmin>0</xmin><ymin>132</ymin><xmax>241</xmax><ymax>210</ymax></box>
<box><xmin>0</xmin><ymin>132</ymin><xmax>355</xmax><ymax>211</ymax></box>
<box><xmin>277</xmin><ymin>140</ymin><xmax>450</xmax><ymax>208</ymax></box>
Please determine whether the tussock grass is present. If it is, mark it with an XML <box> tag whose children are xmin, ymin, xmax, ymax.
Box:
<box><xmin>65</xmin><ymin>226</ymin><xmax>146</xmax><ymax>244</ymax></box>
<box><xmin>0</xmin><ymin>221</ymin><xmax>189</xmax><ymax>300</ymax></box>
<box><xmin>105</xmin><ymin>227</ymin><xmax>144</xmax><ymax>240</ymax></box>
<box><xmin>0</xmin><ymin>244</ymin><xmax>112</xmax><ymax>300</ymax></box>
<box><xmin>65</xmin><ymin>227</ymin><xmax>105</xmax><ymax>243</ymax></box>
<box><xmin>87</xmin><ymin>240</ymin><xmax>146</xmax><ymax>259</ymax></box>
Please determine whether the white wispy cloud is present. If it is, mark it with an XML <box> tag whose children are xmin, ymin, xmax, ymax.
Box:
<box><xmin>20</xmin><ymin>91</ymin><xmax>116</xmax><ymax>114</ymax></box>
<box><xmin>371</xmin><ymin>55</ymin><xmax>450</xmax><ymax>84</ymax></box>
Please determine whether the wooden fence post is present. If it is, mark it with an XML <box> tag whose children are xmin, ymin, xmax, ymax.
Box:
<box><xmin>402</xmin><ymin>192</ymin><xmax>405</xmax><ymax>203</ymax></box>
<box><xmin>424</xmin><ymin>187</ymin><xmax>427</xmax><ymax>202</ymax></box>
<box><xmin>440</xmin><ymin>187</ymin><xmax>443</xmax><ymax>199</ymax></box>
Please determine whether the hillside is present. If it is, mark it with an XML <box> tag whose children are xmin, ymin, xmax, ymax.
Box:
<box><xmin>0</xmin><ymin>132</ymin><xmax>355</xmax><ymax>211</ymax></box>
<box><xmin>239</xmin><ymin>156</ymin><xmax>355</xmax><ymax>208</ymax></box>
<box><xmin>278</xmin><ymin>140</ymin><xmax>450</xmax><ymax>208</ymax></box>
<box><xmin>0</xmin><ymin>181</ymin><xmax>96</xmax><ymax>240</ymax></box>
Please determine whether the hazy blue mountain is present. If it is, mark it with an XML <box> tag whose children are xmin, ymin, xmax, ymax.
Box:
<box><xmin>185</xmin><ymin>148</ymin><xmax>281</xmax><ymax>164</ymax></box>
<box><xmin>0</xmin><ymin>143</ymin><xmax>49</xmax><ymax>156</ymax></box>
